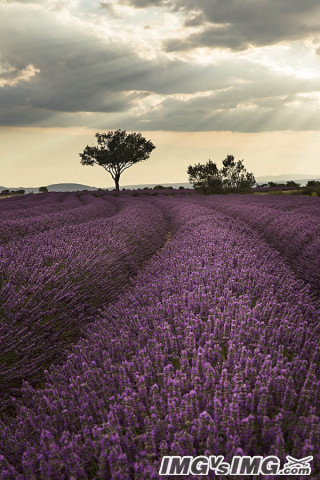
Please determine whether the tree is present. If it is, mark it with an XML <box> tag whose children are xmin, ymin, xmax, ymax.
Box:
<box><xmin>79</xmin><ymin>130</ymin><xmax>155</xmax><ymax>193</ymax></box>
<box><xmin>187</xmin><ymin>160</ymin><xmax>223</xmax><ymax>194</ymax></box>
<box><xmin>188</xmin><ymin>155</ymin><xmax>255</xmax><ymax>194</ymax></box>
<box><xmin>306</xmin><ymin>180</ymin><xmax>320</xmax><ymax>187</ymax></box>
<box><xmin>286</xmin><ymin>181</ymin><xmax>301</xmax><ymax>188</ymax></box>
<box><xmin>221</xmin><ymin>155</ymin><xmax>256</xmax><ymax>193</ymax></box>
<box><xmin>39</xmin><ymin>186</ymin><xmax>48</xmax><ymax>193</ymax></box>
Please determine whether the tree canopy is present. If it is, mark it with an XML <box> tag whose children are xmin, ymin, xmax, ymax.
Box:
<box><xmin>306</xmin><ymin>180</ymin><xmax>320</xmax><ymax>187</ymax></box>
<box><xmin>187</xmin><ymin>160</ymin><xmax>223</xmax><ymax>194</ymax></box>
<box><xmin>188</xmin><ymin>155</ymin><xmax>256</xmax><ymax>194</ymax></box>
<box><xmin>79</xmin><ymin>130</ymin><xmax>155</xmax><ymax>192</ymax></box>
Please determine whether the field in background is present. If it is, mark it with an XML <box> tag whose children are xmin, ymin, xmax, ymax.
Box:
<box><xmin>0</xmin><ymin>191</ymin><xmax>319</xmax><ymax>478</ymax></box>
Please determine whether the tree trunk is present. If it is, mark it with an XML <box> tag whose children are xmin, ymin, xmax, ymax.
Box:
<box><xmin>114</xmin><ymin>175</ymin><xmax>120</xmax><ymax>196</ymax></box>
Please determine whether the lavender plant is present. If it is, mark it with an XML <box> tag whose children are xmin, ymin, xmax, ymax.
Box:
<box><xmin>0</xmin><ymin>194</ymin><xmax>167</xmax><ymax>405</ymax></box>
<box><xmin>0</xmin><ymin>193</ymin><xmax>319</xmax><ymax>479</ymax></box>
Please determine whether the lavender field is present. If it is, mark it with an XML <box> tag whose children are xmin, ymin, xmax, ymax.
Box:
<box><xmin>0</xmin><ymin>191</ymin><xmax>319</xmax><ymax>479</ymax></box>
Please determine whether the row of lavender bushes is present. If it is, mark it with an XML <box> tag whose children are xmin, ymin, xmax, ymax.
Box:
<box><xmin>0</xmin><ymin>193</ymin><xmax>120</xmax><ymax>244</ymax></box>
<box><xmin>0</xmin><ymin>195</ymin><xmax>319</xmax><ymax>478</ymax></box>
<box><xmin>202</xmin><ymin>194</ymin><xmax>320</xmax><ymax>293</ymax></box>
<box><xmin>0</xmin><ymin>194</ymin><xmax>168</xmax><ymax>407</ymax></box>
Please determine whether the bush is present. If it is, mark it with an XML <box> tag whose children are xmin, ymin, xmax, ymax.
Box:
<box><xmin>300</xmin><ymin>186</ymin><xmax>320</xmax><ymax>196</ymax></box>
<box><xmin>306</xmin><ymin>180</ymin><xmax>320</xmax><ymax>188</ymax></box>
<box><xmin>188</xmin><ymin>156</ymin><xmax>255</xmax><ymax>194</ymax></box>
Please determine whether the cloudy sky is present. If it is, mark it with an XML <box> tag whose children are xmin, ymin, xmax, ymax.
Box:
<box><xmin>1</xmin><ymin>0</ymin><xmax>320</xmax><ymax>187</ymax></box>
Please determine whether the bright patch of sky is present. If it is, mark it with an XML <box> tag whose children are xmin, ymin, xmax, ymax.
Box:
<box><xmin>247</xmin><ymin>41</ymin><xmax>320</xmax><ymax>80</ymax></box>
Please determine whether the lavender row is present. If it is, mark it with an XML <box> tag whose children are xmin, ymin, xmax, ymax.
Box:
<box><xmin>0</xmin><ymin>197</ymin><xmax>168</xmax><ymax>406</ymax></box>
<box><xmin>0</xmin><ymin>192</ymin><xmax>70</xmax><ymax>217</ymax></box>
<box><xmin>202</xmin><ymin>195</ymin><xmax>320</xmax><ymax>292</ymax></box>
<box><xmin>0</xmin><ymin>198</ymin><xmax>318</xmax><ymax>478</ymax></box>
<box><xmin>209</xmin><ymin>194</ymin><xmax>320</xmax><ymax>216</ymax></box>
<box><xmin>0</xmin><ymin>194</ymin><xmax>120</xmax><ymax>244</ymax></box>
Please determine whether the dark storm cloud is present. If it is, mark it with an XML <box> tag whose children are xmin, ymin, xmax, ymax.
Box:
<box><xmin>124</xmin><ymin>0</ymin><xmax>320</xmax><ymax>51</ymax></box>
<box><xmin>1</xmin><ymin>2</ymin><xmax>320</xmax><ymax>132</ymax></box>
<box><xmin>0</xmin><ymin>5</ymin><xmax>277</xmax><ymax>126</ymax></box>
<box><xmin>119</xmin><ymin>90</ymin><xmax>320</xmax><ymax>133</ymax></box>
<box><xmin>119</xmin><ymin>0</ymin><xmax>166</xmax><ymax>6</ymax></box>
<box><xmin>99</xmin><ymin>1</ymin><xmax>118</xmax><ymax>15</ymax></box>
<box><xmin>0</xmin><ymin>5</ymin><xmax>228</xmax><ymax>125</ymax></box>
<box><xmin>183</xmin><ymin>12</ymin><xmax>206</xmax><ymax>28</ymax></box>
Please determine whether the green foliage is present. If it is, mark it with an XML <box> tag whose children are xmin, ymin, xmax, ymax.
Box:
<box><xmin>306</xmin><ymin>180</ymin><xmax>320</xmax><ymax>188</ymax></box>
<box><xmin>188</xmin><ymin>155</ymin><xmax>255</xmax><ymax>194</ymax></box>
<box><xmin>268</xmin><ymin>181</ymin><xmax>285</xmax><ymax>188</ymax></box>
<box><xmin>299</xmin><ymin>186</ymin><xmax>320</xmax><ymax>196</ymax></box>
<box><xmin>187</xmin><ymin>160</ymin><xmax>223</xmax><ymax>194</ymax></box>
<box><xmin>267</xmin><ymin>181</ymin><xmax>301</xmax><ymax>189</ymax></box>
<box><xmin>286</xmin><ymin>180</ymin><xmax>301</xmax><ymax>188</ymax></box>
<box><xmin>39</xmin><ymin>186</ymin><xmax>48</xmax><ymax>193</ymax></box>
<box><xmin>79</xmin><ymin>129</ymin><xmax>155</xmax><ymax>191</ymax></box>
<box><xmin>221</xmin><ymin>155</ymin><xmax>256</xmax><ymax>193</ymax></box>
<box><xmin>1</xmin><ymin>189</ymin><xmax>25</xmax><ymax>196</ymax></box>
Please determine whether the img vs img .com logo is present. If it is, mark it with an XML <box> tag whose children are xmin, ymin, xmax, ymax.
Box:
<box><xmin>159</xmin><ymin>454</ymin><xmax>313</xmax><ymax>476</ymax></box>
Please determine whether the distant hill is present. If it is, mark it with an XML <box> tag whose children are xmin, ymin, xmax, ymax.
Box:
<box><xmin>256</xmin><ymin>174</ymin><xmax>320</xmax><ymax>186</ymax></box>
<box><xmin>1</xmin><ymin>182</ymin><xmax>193</xmax><ymax>193</ymax></box>
<box><xmin>46</xmin><ymin>183</ymin><xmax>97</xmax><ymax>192</ymax></box>
<box><xmin>121</xmin><ymin>178</ymin><xmax>320</xmax><ymax>189</ymax></box>
<box><xmin>0</xmin><ymin>183</ymin><xmax>97</xmax><ymax>194</ymax></box>
<box><xmin>121</xmin><ymin>182</ymin><xmax>193</xmax><ymax>190</ymax></box>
